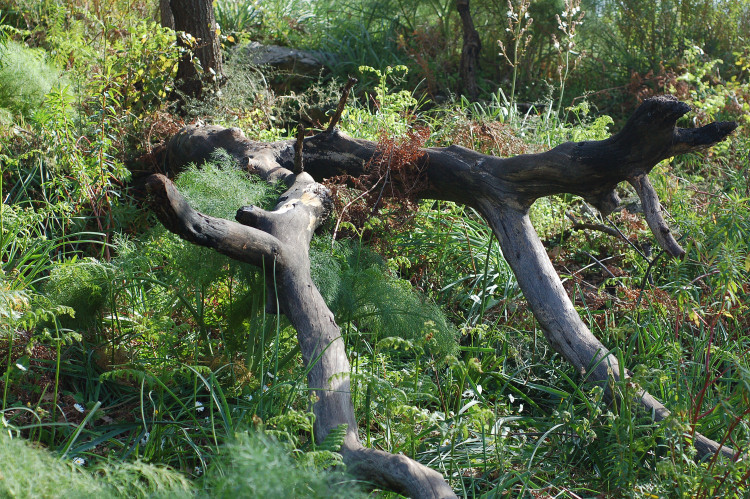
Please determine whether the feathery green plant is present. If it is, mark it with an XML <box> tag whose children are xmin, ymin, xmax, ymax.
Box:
<box><xmin>202</xmin><ymin>432</ymin><xmax>365</xmax><ymax>498</ymax></box>
<box><xmin>0</xmin><ymin>41</ymin><xmax>70</xmax><ymax>122</ymax></box>
<box><xmin>311</xmin><ymin>238</ymin><xmax>458</xmax><ymax>358</ymax></box>
<box><xmin>0</xmin><ymin>434</ymin><xmax>193</xmax><ymax>498</ymax></box>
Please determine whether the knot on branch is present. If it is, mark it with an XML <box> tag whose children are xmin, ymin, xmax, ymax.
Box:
<box><xmin>584</xmin><ymin>188</ymin><xmax>621</xmax><ymax>216</ymax></box>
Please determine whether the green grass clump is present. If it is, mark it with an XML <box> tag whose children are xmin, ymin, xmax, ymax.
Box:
<box><xmin>203</xmin><ymin>432</ymin><xmax>365</xmax><ymax>499</ymax></box>
<box><xmin>0</xmin><ymin>435</ymin><xmax>192</xmax><ymax>498</ymax></box>
<box><xmin>0</xmin><ymin>435</ymin><xmax>106</xmax><ymax>498</ymax></box>
<box><xmin>0</xmin><ymin>41</ymin><xmax>69</xmax><ymax>121</ymax></box>
<box><xmin>44</xmin><ymin>258</ymin><xmax>116</xmax><ymax>331</ymax></box>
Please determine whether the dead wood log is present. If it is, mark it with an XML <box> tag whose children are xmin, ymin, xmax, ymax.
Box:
<box><xmin>147</xmin><ymin>126</ymin><xmax>456</xmax><ymax>498</ymax></box>
<box><xmin>145</xmin><ymin>96</ymin><xmax>738</xmax><ymax>497</ymax></box>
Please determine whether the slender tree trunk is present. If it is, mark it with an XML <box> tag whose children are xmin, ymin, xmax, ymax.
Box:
<box><xmin>170</xmin><ymin>0</ymin><xmax>224</xmax><ymax>99</ymax></box>
<box><xmin>159</xmin><ymin>0</ymin><xmax>174</xmax><ymax>30</ymax></box>
<box><xmin>457</xmin><ymin>0</ymin><xmax>481</xmax><ymax>99</ymax></box>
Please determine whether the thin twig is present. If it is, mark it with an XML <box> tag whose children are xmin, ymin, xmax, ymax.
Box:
<box><xmin>327</xmin><ymin>77</ymin><xmax>358</xmax><ymax>132</ymax></box>
<box><xmin>571</xmin><ymin>221</ymin><xmax>621</xmax><ymax>238</ymax></box>
<box><xmin>605</xmin><ymin>215</ymin><xmax>649</xmax><ymax>261</ymax></box>
<box><xmin>293</xmin><ymin>123</ymin><xmax>305</xmax><ymax>174</ymax></box>
<box><xmin>581</xmin><ymin>251</ymin><xmax>617</xmax><ymax>279</ymax></box>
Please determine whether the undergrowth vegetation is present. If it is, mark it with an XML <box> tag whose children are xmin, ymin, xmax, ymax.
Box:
<box><xmin>1</xmin><ymin>0</ymin><xmax>749</xmax><ymax>497</ymax></box>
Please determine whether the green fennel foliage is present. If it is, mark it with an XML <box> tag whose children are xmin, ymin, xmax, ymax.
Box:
<box><xmin>203</xmin><ymin>432</ymin><xmax>365</xmax><ymax>499</ymax></box>
<box><xmin>311</xmin><ymin>238</ymin><xmax>458</xmax><ymax>358</ymax></box>
<box><xmin>0</xmin><ymin>434</ymin><xmax>193</xmax><ymax>499</ymax></box>
<box><xmin>0</xmin><ymin>41</ymin><xmax>70</xmax><ymax>122</ymax></box>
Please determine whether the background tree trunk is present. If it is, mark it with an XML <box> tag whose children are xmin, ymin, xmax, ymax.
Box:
<box><xmin>169</xmin><ymin>0</ymin><xmax>224</xmax><ymax>99</ymax></box>
<box><xmin>159</xmin><ymin>0</ymin><xmax>174</xmax><ymax>30</ymax></box>
<box><xmin>457</xmin><ymin>0</ymin><xmax>481</xmax><ymax>100</ymax></box>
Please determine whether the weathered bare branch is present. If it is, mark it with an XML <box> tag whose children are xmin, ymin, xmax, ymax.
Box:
<box><xmin>293</xmin><ymin>123</ymin><xmax>305</xmax><ymax>174</ymax></box>
<box><xmin>145</xmin><ymin>174</ymin><xmax>285</xmax><ymax>268</ymax></box>
<box><xmin>628</xmin><ymin>173</ymin><xmax>685</xmax><ymax>258</ymax></box>
<box><xmin>147</xmin><ymin>96</ymin><xmax>739</xmax><ymax>496</ymax></box>
<box><xmin>148</xmin><ymin>138</ymin><xmax>456</xmax><ymax>498</ymax></box>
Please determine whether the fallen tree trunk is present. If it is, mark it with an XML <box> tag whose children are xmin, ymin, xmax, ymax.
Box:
<box><xmin>145</xmin><ymin>95</ymin><xmax>737</xmax><ymax>497</ymax></box>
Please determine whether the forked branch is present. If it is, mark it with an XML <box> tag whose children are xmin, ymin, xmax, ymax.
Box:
<box><xmin>146</xmin><ymin>96</ymin><xmax>738</xmax><ymax>497</ymax></box>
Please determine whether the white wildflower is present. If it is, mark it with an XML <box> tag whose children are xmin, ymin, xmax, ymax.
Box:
<box><xmin>74</xmin><ymin>403</ymin><xmax>85</xmax><ymax>413</ymax></box>
<box><xmin>73</xmin><ymin>457</ymin><xmax>86</xmax><ymax>466</ymax></box>
<box><xmin>195</xmin><ymin>401</ymin><xmax>205</xmax><ymax>412</ymax></box>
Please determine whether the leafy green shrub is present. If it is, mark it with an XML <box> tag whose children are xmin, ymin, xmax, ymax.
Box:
<box><xmin>176</xmin><ymin>151</ymin><xmax>281</xmax><ymax>219</ymax></box>
<box><xmin>214</xmin><ymin>0</ymin><xmax>262</xmax><ymax>36</ymax></box>
<box><xmin>386</xmin><ymin>204</ymin><xmax>521</xmax><ymax>325</ymax></box>
<box><xmin>156</xmin><ymin>151</ymin><xmax>282</xmax><ymax>291</ymax></box>
<box><xmin>340</xmin><ymin>65</ymin><xmax>418</xmax><ymax>140</ymax></box>
<box><xmin>0</xmin><ymin>41</ymin><xmax>69</xmax><ymax>121</ymax></box>
<box><xmin>0</xmin><ymin>201</ymin><xmax>70</xmax><ymax>289</ymax></box>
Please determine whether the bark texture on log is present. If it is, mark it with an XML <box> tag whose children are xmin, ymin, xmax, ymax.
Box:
<box><xmin>146</xmin><ymin>96</ymin><xmax>739</xmax><ymax>497</ymax></box>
